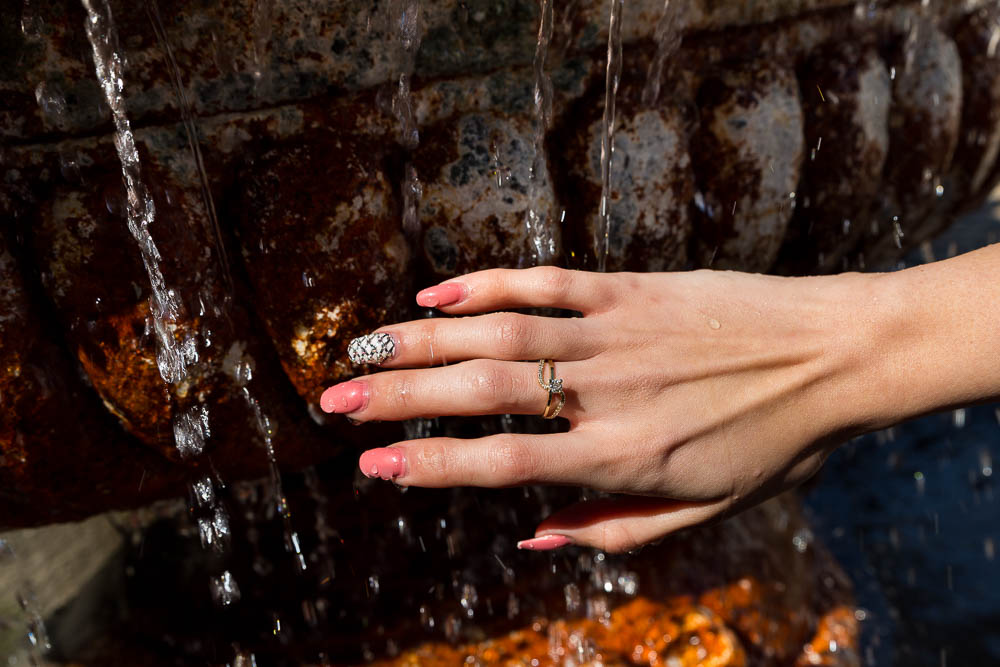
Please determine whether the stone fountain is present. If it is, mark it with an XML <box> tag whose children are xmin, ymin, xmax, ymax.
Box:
<box><xmin>1</xmin><ymin>0</ymin><xmax>998</xmax><ymax>663</ymax></box>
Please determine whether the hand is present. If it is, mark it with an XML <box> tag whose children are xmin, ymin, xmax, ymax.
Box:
<box><xmin>319</xmin><ymin>266</ymin><xmax>893</xmax><ymax>552</ymax></box>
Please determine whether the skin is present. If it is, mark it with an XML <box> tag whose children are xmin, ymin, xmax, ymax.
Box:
<box><xmin>321</xmin><ymin>244</ymin><xmax>1000</xmax><ymax>553</ymax></box>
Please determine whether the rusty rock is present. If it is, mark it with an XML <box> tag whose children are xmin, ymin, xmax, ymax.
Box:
<box><xmin>951</xmin><ymin>5</ymin><xmax>1000</xmax><ymax>200</ymax></box>
<box><xmin>237</xmin><ymin>126</ymin><xmax>411</xmax><ymax>406</ymax></box>
<box><xmin>414</xmin><ymin>112</ymin><xmax>560</xmax><ymax>278</ymax></box>
<box><xmin>866</xmin><ymin>14</ymin><xmax>962</xmax><ymax>265</ymax></box>
<box><xmin>558</xmin><ymin>73</ymin><xmax>694</xmax><ymax>272</ymax></box>
<box><xmin>691</xmin><ymin>60</ymin><xmax>804</xmax><ymax>272</ymax></box>
<box><xmin>0</xmin><ymin>216</ymin><xmax>185</xmax><ymax>527</ymax></box>
<box><xmin>776</xmin><ymin>42</ymin><xmax>890</xmax><ymax>274</ymax></box>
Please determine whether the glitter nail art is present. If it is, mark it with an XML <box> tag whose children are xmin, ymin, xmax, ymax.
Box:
<box><xmin>347</xmin><ymin>333</ymin><xmax>396</xmax><ymax>365</ymax></box>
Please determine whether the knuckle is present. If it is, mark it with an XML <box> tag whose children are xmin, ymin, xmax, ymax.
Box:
<box><xmin>414</xmin><ymin>321</ymin><xmax>440</xmax><ymax>360</ymax></box>
<box><xmin>411</xmin><ymin>441</ymin><xmax>450</xmax><ymax>478</ymax></box>
<box><xmin>598</xmin><ymin>522</ymin><xmax>642</xmax><ymax>554</ymax></box>
<box><xmin>488</xmin><ymin>435</ymin><xmax>539</xmax><ymax>484</ymax></box>
<box><xmin>491</xmin><ymin>313</ymin><xmax>532</xmax><ymax>357</ymax></box>
<box><xmin>467</xmin><ymin>360</ymin><xmax>514</xmax><ymax>406</ymax></box>
<box><xmin>531</xmin><ymin>266</ymin><xmax>571</xmax><ymax>302</ymax></box>
<box><xmin>377</xmin><ymin>374</ymin><xmax>415</xmax><ymax>413</ymax></box>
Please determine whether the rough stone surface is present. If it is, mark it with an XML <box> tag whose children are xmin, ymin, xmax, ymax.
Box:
<box><xmin>414</xmin><ymin>112</ymin><xmax>560</xmax><ymax>278</ymax></box>
<box><xmin>776</xmin><ymin>43</ymin><xmax>890</xmax><ymax>274</ymax></box>
<box><xmin>0</xmin><ymin>217</ymin><xmax>185</xmax><ymax>526</ymax></box>
<box><xmin>558</xmin><ymin>70</ymin><xmax>694</xmax><ymax>272</ymax></box>
<box><xmin>951</xmin><ymin>5</ymin><xmax>1000</xmax><ymax>200</ymax></box>
<box><xmin>237</xmin><ymin>125</ymin><xmax>412</xmax><ymax>406</ymax></box>
<box><xmin>691</xmin><ymin>61</ymin><xmax>804</xmax><ymax>272</ymax></box>
<box><xmin>865</xmin><ymin>14</ymin><xmax>963</xmax><ymax>266</ymax></box>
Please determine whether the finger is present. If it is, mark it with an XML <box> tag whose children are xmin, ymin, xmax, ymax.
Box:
<box><xmin>356</xmin><ymin>431</ymin><xmax>598</xmax><ymax>487</ymax></box>
<box><xmin>353</xmin><ymin>312</ymin><xmax>598</xmax><ymax>368</ymax></box>
<box><xmin>516</xmin><ymin>496</ymin><xmax>728</xmax><ymax>553</ymax></box>
<box><xmin>320</xmin><ymin>359</ymin><xmax>581</xmax><ymax>422</ymax></box>
<box><xmin>416</xmin><ymin>266</ymin><xmax>617</xmax><ymax>316</ymax></box>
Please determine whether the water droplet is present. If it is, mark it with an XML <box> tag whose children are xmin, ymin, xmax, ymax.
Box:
<box><xmin>708</xmin><ymin>318</ymin><xmax>721</xmax><ymax>330</ymax></box>
<box><xmin>173</xmin><ymin>404</ymin><xmax>211</xmax><ymax>459</ymax></box>
<box><xmin>210</xmin><ymin>570</ymin><xmax>240</xmax><ymax>606</ymax></box>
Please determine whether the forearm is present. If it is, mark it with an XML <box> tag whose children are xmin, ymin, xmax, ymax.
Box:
<box><xmin>859</xmin><ymin>244</ymin><xmax>1000</xmax><ymax>429</ymax></box>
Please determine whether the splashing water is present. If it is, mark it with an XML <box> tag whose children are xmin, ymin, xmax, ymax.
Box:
<box><xmin>641</xmin><ymin>0</ymin><xmax>687</xmax><ymax>108</ymax></box>
<box><xmin>149</xmin><ymin>0</ymin><xmax>305</xmax><ymax>576</ymax></box>
<box><xmin>80</xmin><ymin>0</ymin><xmax>249</xmax><ymax>605</ymax></box>
<box><xmin>82</xmin><ymin>0</ymin><xmax>193</xmax><ymax>385</ymax></box>
<box><xmin>524</xmin><ymin>0</ymin><xmax>557</xmax><ymax>266</ymax></box>
<box><xmin>596</xmin><ymin>0</ymin><xmax>624</xmax><ymax>272</ymax></box>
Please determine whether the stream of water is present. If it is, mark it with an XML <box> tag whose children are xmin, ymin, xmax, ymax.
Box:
<box><xmin>525</xmin><ymin>0</ymin><xmax>557</xmax><ymax>266</ymax></box>
<box><xmin>642</xmin><ymin>0</ymin><xmax>687</xmax><ymax>108</ymax></box>
<box><xmin>596</xmin><ymin>0</ymin><xmax>625</xmax><ymax>272</ymax></box>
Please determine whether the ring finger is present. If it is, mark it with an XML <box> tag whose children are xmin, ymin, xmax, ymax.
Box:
<box><xmin>320</xmin><ymin>359</ymin><xmax>580</xmax><ymax>423</ymax></box>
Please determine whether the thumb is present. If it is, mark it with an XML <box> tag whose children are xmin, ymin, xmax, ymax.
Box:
<box><xmin>517</xmin><ymin>496</ymin><xmax>728</xmax><ymax>554</ymax></box>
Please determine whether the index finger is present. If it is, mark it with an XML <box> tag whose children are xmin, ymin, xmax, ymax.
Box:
<box><xmin>416</xmin><ymin>266</ymin><xmax>617</xmax><ymax>316</ymax></box>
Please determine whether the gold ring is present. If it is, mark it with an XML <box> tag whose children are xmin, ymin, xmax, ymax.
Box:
<box><xmin>537</xmin><ymin>359</ymin><xmax>566</xmax><ymax>420</ymax></box>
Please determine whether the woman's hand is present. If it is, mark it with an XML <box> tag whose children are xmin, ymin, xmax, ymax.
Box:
<box><xmin>317</xmin><ymin>261</ymin><xmax>967</xmax><ymax>553</ymax></box>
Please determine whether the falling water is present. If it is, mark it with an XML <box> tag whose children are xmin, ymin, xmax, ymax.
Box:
<box><xmin>79</xmin><ymin>0</ymin><xmax>251</xmax><ymax>609</ymax></box>
<box><xmin>596</xmin><ymin>0</ymin><xmax>624</xmax><ymax>272</ymax></box>
<box><xmin>81</xmin><ymin>0</ymin><xmax>193</xmax><ymax>386</ymax></box>
<box><xmin>143</xmin><ymin>0</ymin><xmax>306</xmax><ymax>574</ymax></box>
<box><xmin>524</xmin><ymin>0</ymin><xmax>557</xmax><ymax>266</ymax></box>
<box><xmin>386</xmin><ymin>0</ymin><xmax>422</xmax><ymax>151</ymax></box>
<box><xmin>250</xmin><ymin>0</ymin><xmax>274</xmax><ymax>95</ymax></box>
<box><xmin>641</xmin><ymin>0</ymin><xmax>686</xmax><ymax>108</ymax></box>
<box><xmin>145</xmin><ymin>0</ymin><xmax>232</xmax><ymax>291</ymax></box>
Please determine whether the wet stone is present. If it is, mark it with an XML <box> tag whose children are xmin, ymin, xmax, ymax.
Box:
<box><xmin>866</xmin><ymin>13</ymin><xmax>962</xmax><ymax>265</ymax></box>
<box><xmin>776</xmin><ymin>42</ymin><xmax>890</xmax><ymax>274</ymax></box>
<box><xmin>691</xmin><ymin>60</ymin><xmax>804</xmax><ymax>272</ymax></box>
<box><xmin>559</xmin><ymin>85</ymin><xmax>694</xmax><ymax>272</ymax></box>
<box><xmin>0</xmin><ymin>214</ymin><xmax>185</xmax><ymax>527</ymax></box>
<box><xmin>237</xmin><ymin>127</ymin><xmax>411</xmax><ymax>405</ymax></box>
<box><xmin>950</xmin><ymin>4</ymin><xmax>1000</xmax><ymax>200</ymax></box>
<box><xmin>414</xmin><ymin>112</ymin><xmax>560</xmax><ymax>278</ymax></box>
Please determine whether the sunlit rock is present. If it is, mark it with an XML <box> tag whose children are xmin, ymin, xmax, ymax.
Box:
<box><xmin>691</xmin><ymin>61</ymin><xmax>804</xmax><ymax>272</ymax></box>
<box><xmin>414</xmin><ymin>112</ymin><xmax>560</xmax><ymax>278</ymax></box>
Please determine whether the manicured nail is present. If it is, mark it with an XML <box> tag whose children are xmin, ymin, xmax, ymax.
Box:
<box><xmin>516</xmin><ymin>534</ymin><xmax>573</xmax><ymax>551</ymax></box>
<box><xmin>320</xmin><ymin>381</ymin><xmax>368</xmax><ymax>414</ymax></box>
<box><xmin>348</xmin><ymin>332</ymin><xmax>396</xmax><ymax>365</ymax></box>
<box><xmin>416</xmin><ymin>282</ymin><xmax>465</xmax><ymax>308</ymax></box>
<box><xmin>359</xmin><ymin>448</ymin><xmax>407</xmax><ymax>480</ymax></box>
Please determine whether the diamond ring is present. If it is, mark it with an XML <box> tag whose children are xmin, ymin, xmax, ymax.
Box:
<box><xmin>537</xmin><ymin>359</ymin><xmax>566</xmax><ymax>420</ymax></box>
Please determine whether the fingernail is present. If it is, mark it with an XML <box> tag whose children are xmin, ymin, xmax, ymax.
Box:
<box><xmin>359</xmin><ymin>448</ymin><xmax>407</xmax><ymax>480</ymax></box>
<box><xmin>348</xmin><ymin>332</ymin><xmax>396</xmax><ymax>365</ymax></box>
<box><xmin>320</xmin><ymin>381</ymin><xmax>368</xmax><ymax>414</ymax></box>
<box><xmin>416</xmin><ymin>282</ymin><xmax>465</xmax><ymax>308</ymax></box>
<box><xmin>516</xmin><ymin>534</ymin><xmax>573</xmax><ymax>551</ymax></box>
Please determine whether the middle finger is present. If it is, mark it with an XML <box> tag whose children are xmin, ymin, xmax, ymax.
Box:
<box><xmin>348</xmin><ymin>312</ymin><xmax>600</xmax><ymax>368</ymax></box>
<box><xmin>320</xmin><ymin>359</ymin><xmax>582</xmax><ymax>423</ymax></box>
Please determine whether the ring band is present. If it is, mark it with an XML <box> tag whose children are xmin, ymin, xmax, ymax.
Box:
<box><xmin>537</xmin><ymin>359</ymin><xmax>566</xmax><ymax>420</ymax></box>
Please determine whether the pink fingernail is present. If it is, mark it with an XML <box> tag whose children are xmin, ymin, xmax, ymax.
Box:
<box><xmin>359</xmin><ymin>448</ymin><xmax>407</xmax><ymax>480</ymax></box>
<box><xmin>319</xmin><ymin>381</ymin><xmax>368</xmax><ymax>414</ymax></box>
<box><xmin>416</xmin><ymin>282</ymin><xmax>465</xmax><ymax>308</ymax></box>
<box><xmin>516</xmin><ymin>535</ymin><xmax>573</xmax><ymax>551</ymax></box>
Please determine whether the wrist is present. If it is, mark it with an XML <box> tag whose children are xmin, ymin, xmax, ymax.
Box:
<box><xmin>853</xmin><ymin>250</ymin><xmax>1000</xmax><ymax>430</ymax></box>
